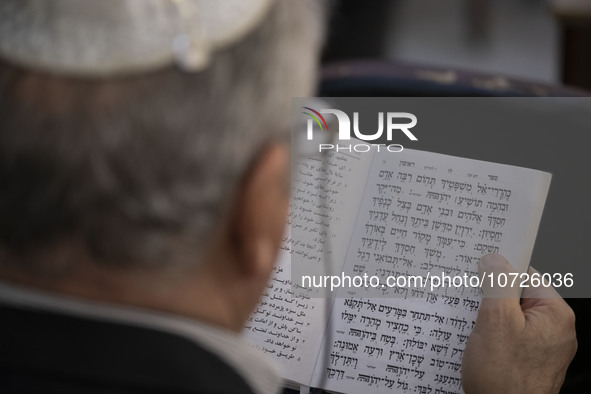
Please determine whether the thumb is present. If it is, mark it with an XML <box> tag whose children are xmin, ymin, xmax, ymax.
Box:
<box><xmin>476</xmin><ymin>254</ymin><xmax>523</xmax><ymax>323</ymax></box>
<box><xmin>522</xmin><ymin>266</ymin><xmax>562</xmax><ymax>299</ymax></box>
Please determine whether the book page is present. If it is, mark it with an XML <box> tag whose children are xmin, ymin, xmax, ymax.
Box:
<box><xmin>311</xmin><ymin>149</ymin><xmax>551</xmax><ymax>394</ymax></box>
<box><xmin>243</xmin><ymin>248</ymin><xmax>325</xmax><ymax>385</ymax></box>
<box><xmin>244</xmin><ymin>150</ymin><xmax>373</xmax><ymax>385</ymax></box>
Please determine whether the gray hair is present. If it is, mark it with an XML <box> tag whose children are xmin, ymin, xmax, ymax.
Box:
<box><xmin>0</xmin><ymin>0</ymin><xmax>326</xmax><ymax>270</ymax></box>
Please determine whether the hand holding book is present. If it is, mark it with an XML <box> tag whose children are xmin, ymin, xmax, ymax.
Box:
<box><xmin>462</xmin><ymin>254</ymin><xmax>576</xmax><ymax>394</ymax></box>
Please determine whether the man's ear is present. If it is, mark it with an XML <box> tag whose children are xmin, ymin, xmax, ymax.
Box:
<box><xmin>230</xmin><ymin>143</ymin><xmax>290</xmax><ymax>277</ymax></box>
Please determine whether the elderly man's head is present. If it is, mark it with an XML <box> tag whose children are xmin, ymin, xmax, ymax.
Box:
<box><xmin>0</xmin><ymin>0</ymin><xmax>325</xmax><ymax>329</ymax></box>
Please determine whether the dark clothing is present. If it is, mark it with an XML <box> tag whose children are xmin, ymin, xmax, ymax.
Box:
<box><xmin>0</xmin><ymin>305</ymin><xmax>256</xmax><ymax>394</ymax></box>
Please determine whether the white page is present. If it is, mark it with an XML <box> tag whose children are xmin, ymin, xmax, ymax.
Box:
<box><xmin>243</xmin><ymin>247</ymin><xmax>326</xmax><ymax>385</ymax></box>
<box><xmin>311</xmin><ymin>149</ymin><xmax>551</xmax><ymax>394</ymax></box>
<box><xmin>244</xmin><ymin>149</ymin><xmax>373</xmax><ymax>385</ymax></box>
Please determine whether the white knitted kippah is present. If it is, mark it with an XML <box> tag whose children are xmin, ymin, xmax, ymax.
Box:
<box><xmin>0</xmin><ymin>0</ymin><xmax>274</xmax><ymax>77</ymax></box>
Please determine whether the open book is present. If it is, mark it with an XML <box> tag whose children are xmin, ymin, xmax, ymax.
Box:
<box><xmin>244</xmin><ymin>148</ymin><xmax>551</xmax><ymax>394</ymax></box>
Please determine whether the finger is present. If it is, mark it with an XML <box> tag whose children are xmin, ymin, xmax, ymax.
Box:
<box><xmin>478</xmin><ymin>254</ymin><xmax>522</xmax><ymax>299</ymax></box>
<box><xmin>521</xmin><ymin>266</ymin><xmax>562</xmax><ymax>299</ymax></box>
<box><xmin>476</xmin><ymin>254</ymin><xmax>522</xmax><ymax>319</ymax></box>
<box><xmin>520</xmin><ymin>267</ymin><xmax>575</xmax><ymax>342</ymax></box>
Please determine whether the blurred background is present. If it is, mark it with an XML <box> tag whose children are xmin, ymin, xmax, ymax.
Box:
<box><xmin>387</xmin><ymin>0</ymin><xmax>557</xmax><ymax>82</ymax></box>
<box><xmin>318</xmin><ymin>1</ymin><xmax>590</xmax><ymax>393</ymax></box>
<box><xmin>321</xmin><ymin>0</ymin><xmax>591</xmax><ymax>92</ymax></box>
